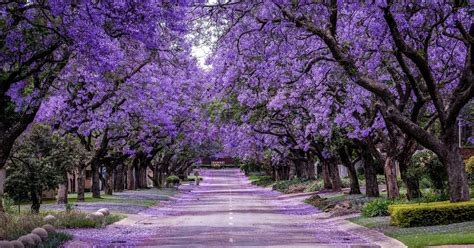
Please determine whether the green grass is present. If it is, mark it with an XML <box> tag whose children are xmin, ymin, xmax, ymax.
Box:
<box><xmin>391</xmin><ymin>232</ymin><xmax>474</xmax><ymax>248</ymax></box>
<box><xmin>55</xmin><ymin>211</ymin><xmax>126</xmax><ymax>228</ymax></box>
<box><xmin>248</xmin><ymin>175</ymin><xmax>274</xmax><ymax>187</ymax></box>
<box><xmin>350</xmin><ymin>216</ymin><xmax>474</xmax><ymax>248</ymax></box>
<box><xmin>42</xmin><ymin>192</ymin><xmax>154</xmax><ymax>206</ymax></box>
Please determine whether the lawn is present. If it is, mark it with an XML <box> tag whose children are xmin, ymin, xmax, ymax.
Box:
<box><xmin>350</xmin><ymin>216</ymin><xmax>474</xmax><ymax>248</ymax></box>
<box><xmin>248</xmin><ymin>175</ymin><xmax>274</xmax><ymax>187</ymax></box>
<box><xmin>7</xmin><ymin>188</ymin><xmax>179</xmax><ymax>215</ymax></box>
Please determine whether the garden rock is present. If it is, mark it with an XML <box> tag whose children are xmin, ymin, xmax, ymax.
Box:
<box><xmin>42</xmin><ymin>224</ymin><xmax>56</xmax><ymax>234</ymax></box>
<box><xmin>97</xmin><ymin>208</ymin><xmax>110</xmax><ymax>216</ymax></box>
<box><xmin>43</xmin><ymin>214</ymin><xmax>56</xmax><ymax>223</ymax></box>
<box><xmin>86</xmin><ymin>212</ymin><xmax>104</xmax><ymax>221</ymax></box>
<box><xmin>94</xmin><ymin>212</ymin><xmax>105</xmax><ymax>218</ymax></box>
<box><xmin>27</xmin><ymin>233</ymin><xmax>42</xmax><ymax>245</ymax></box>
<box><xmin>0</xmin><ymin>240</ymin><xmax>13</xmax><ymax>248</ymax></box>
<box><xmin>9</xmin><ymin>240</ymin><xmax>24</xmax><ymax>248</ymax></box>
<box><xmin>18</xmin><ymin>236</ymin><xmax>34</xmax><ymax>247</ymax></box>
<box><xmin>32</xmin><ymin>228</ymin><xmax>48</xmax><ymax>241</ymax></box>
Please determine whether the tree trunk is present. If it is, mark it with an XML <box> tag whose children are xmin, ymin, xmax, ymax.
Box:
<box><xmin>362</xmin><ymin>150</ymin><xmax>380</xmax><ymax>197</ymax></box>
<box><xmin>397</xmin><ymin>146</ymin><xmax>421</xmax><ymax>200</ymax></box>
<box><xmin>56</xmin><ymin>172</ymin><xmax>69</xmax><ymax>204</ymax></box>
<box><xmin>337</xmin><ymin>148</ymin><xmax>361</xmax><ymax>194</ymax></box>
<box><xmin>140</xmin><ymin>163</ymin><xmax>148</xmax><ymax>188</ymax></box>
<box><xmin>152</xmin><ymin>165</ymin><xmax>161</xmax><ymax>188</ymax></box>
<box><xmin>127</xmin><ymin>165</ymin><xmax>135</xmax><ymax>190</ymax></box>
<box><xmin>0</xmin><ymin>167</ymin><xmax>5</xmax><ymax>213</ymax></box>
<box><xmin>134</xmin><ymin>157</ymin><xmax>141</xmax><ymax>189</ymax></box>
<box><xmin>346</xmin><ymin>161</ymin><xmax>361</xmax><ymax>194</ymax></box>
<box><xmin>91</xmin><ymin>161</ymin><xmax>101</xmax><ymax>198</ymax></box>
<box><xmin>114</xmin><ymin>164</ymin><xmax>124</xmax><ymax>192</ymax></box>
<box><xmin>77</xmin><ymin>165</ymin><xmax>86</xmax><ymax>202</ymax></box>
<box><xmin>31</xmin><ymin>189</ymin><xmax>41</xmax><ymax>214</ymax></box>
<box><xmin>328</xmin><ymin>158</ymin><xmax>342</xmax><ymax>192</ymax></box>
<box><xmin>104</xmin><ymin>166</ymin><xmax>113</xmax><ymax>195</ymax></box>
<box><xmin>442</xmin><ymin>143</ymin><xmax>471</xmax><ymax>202</ymax></box>
<box><xmin>321</xmin><ymin>161</ymin><xmax>332</xmax><ymax>189</ymax></box>
<box><xmin>294</xmin><ymin>159</ymin><xmax>309</xmax><ymax>179</ymax></box>
<box><xmin>384</xmin><ymin>156</ymin><xmax>400</xmax><ymax>199</ymax></box>
<box><xmin>305</xmin><ymin>157</ymin><xmax>316</xmax><ymax>179</ymax></box>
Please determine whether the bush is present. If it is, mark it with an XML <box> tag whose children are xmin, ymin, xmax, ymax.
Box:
<box><xmin>240</xmin><ymin>161</ymin><xmax>262</xmax><ymax>175</ymax></box>
<box><xmin>409</xmin><ymin>150</ymin><xmax>447</xmax><ymax>192</ymax></box>
<box><xmin>389</xmin><ymin>201</ymin><xmax>474</xmax><ymax>227</ymax></box>
<box><xmin>362</xmin><ymin>198</ymin><xmax>394</xmax><ymax>217</ymax></box>
<box><xmin>466</xmin><ymin>156</ymin><xmax>474</xmax><ymax>183</ymax></box>
<box><xmin>305</xmin><ymin>180</ymin><xmax>324</xmax><ymax>192</ymax></box>
<box><xmin>166</xmin><ymin>175</ymin><xmax>180</xmax><ymax>186</ymax></box>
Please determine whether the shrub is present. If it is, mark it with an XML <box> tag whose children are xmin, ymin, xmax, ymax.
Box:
<box><xmin>466</xmin><ymin>156</ymin><xmax>474</xmax><ymax>183</ymax></box>
<box><xmin>340</xmin><ymin>177</ymin><xmax>351</xmax><ymax>188</ymax></box>
<box><xmin>389</xmin><ymin>201</ymin><xmax>474</xmax><ymax>227</ymax></box>
<box><xmin>305</xmin><ymin>180</ymin><xmax>324</xmax><ymax>192</ymax></box>
<box><xmin>409</xmin><ymin>150</ymin><xmax>447</xmax><ymax>192</ymax></box>
<box><xmin>362</xmin><ymin>198</ymin><xmax>393</xmax><ymax>217</ymax></box>
<box><xmin>240</xmin><ymin>161</ymin><xmax>262</xmax><ymax>175</ymax></box>
<box><xmin>166</xmin><ymin>175</ymin><xmax>180</xmax><ymax>186</ymax></box>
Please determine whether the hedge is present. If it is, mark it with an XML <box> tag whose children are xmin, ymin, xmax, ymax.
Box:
<box><xmin>389</xmin><ymin>201</ymin><xmax>474</xmax><ymax>227</ymax></box>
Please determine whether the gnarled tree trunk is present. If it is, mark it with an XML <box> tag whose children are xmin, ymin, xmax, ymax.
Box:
<box><xmin>384</xmin><ymin>156</ymin><xmax>400</xmax><ymax>199</ymax></box>
<box><xmin>442</xmin><ymin>141</ymin><xmax>470</xmax><ymax>202</ymax></box>
<box><xmin>337</xmin><ymin>147</ymin><xmax>361</xmax><ymax>194</ymax></box>
<box><xmin>361</xmin><ymin>150</ymin><xmax>379</xmax><ymax>197</ymax></box>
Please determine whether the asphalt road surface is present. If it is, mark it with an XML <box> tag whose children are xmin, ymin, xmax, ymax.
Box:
<box><xmin>66</xmin><ymin>169</ymin><xmax>404</xmax><ymax>247</ymax></box>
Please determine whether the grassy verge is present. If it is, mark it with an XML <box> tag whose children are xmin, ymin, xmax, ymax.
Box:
<box><xmin>41</xmin><ymin>193</ymin><xmax>156</xmax><ymax>207</ymax></box>
<box><xmin>55</xmin><ymin>211</ymin><xmax>126</xmax><ymax>228</ymax></box>
<box><xmin>350</xmin><ymin>216</ymin><xmax>474</xmax><ymax>248</ymax></box>
<box><xmin>248</xmin><ymin>175</ymin><xmax>274</xmax><ymax>187</ymax></box>
<box><xmin>0</xmin><ymin>210</ymin><xmax>125</xmax><ymax>240</ymax></box>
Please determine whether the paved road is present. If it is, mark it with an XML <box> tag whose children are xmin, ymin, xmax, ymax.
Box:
<box><xmin>67</xmin><ymin>169</ymin><xmax>404</xmax><ymax>247</ymax></box>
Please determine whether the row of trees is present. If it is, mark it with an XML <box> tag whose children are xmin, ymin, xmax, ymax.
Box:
<box><xmin>200</xmin><ymin>1</ymin><xmax>473</xmax><ymax>201</ymax></box>
<box><xmin>0</xmin><ymin>1</ymin><xmax>217</xmax><ymax>213</ymax></box>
